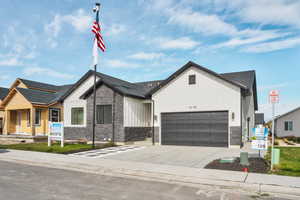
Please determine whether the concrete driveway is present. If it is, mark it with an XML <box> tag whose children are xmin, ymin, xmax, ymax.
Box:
<box><xmin>102</xmin><ymin>145</ymin><xmax>260</xmax><ymax>168</ymax></box>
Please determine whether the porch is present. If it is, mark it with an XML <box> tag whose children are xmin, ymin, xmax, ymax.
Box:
<box><xmin>3</xmin><ymin>108</ymin><xmax>48</xmax><ymax>136</ymax></box>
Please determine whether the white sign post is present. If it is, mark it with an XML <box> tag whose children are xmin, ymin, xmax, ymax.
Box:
<box><xmin>269</xmin><ymin>90</ymin><xmax>279</xmax><ymax>170</ymax></box>
<box><xmin>48</xmin><ymin>122</ymin><xmax>64</xmax><ymax>147</ymax></box>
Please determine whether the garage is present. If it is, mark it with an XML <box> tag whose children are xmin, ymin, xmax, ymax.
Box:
<box><xmin>161</xmin><ymin>111</ymin><xmax>228</xmax><ymax>147</ymax></box>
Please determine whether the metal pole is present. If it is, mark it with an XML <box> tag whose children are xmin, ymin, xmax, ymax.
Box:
<box><xmin>92</xmin><ymin>64</ymin><xmax>97</xmax><ymax>148</ymax></box>
<box><xmin>271</xmin><ymin>103</ymin><xmax>275</xmax><ymax>170</ymax></box>
<box><xmin>92</xmin><ymin>3</ymin><xmax>100</xmax><ymax>149</ymax></box>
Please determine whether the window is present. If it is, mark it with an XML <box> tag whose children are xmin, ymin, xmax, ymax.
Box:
<box><xmin>96</xmin><ymin>105</ymin><xmax>112</xmax><ymax>124</ymax></box>
<box><xmin>27</xmin><ymin>110</ymin><xmax>30</xmax><ymax>127</ymax></box>
<box><xmin>35</xmin><ymin>109</ymin><xmax>42</xmax><ymax>126</ymax></box>
<box><xmin>71</xmin><ymin>107</ymin><xmax>84</xmax><ymax>125</ymax></box>
<box><xmin>284</xmin><ymin>121</ymin><xmax>293</xmax><ymax>131</ymax></box>
<box><xmin>189</xmin><ymin>74</ymin><xmax>196</xmax><ymax>85</ymax></box>
<box><xmin>49</xmin><ymin>108</ymin><xmax>60</xmax><ymax>122</ymax></box>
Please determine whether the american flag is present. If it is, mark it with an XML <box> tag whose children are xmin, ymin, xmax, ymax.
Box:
<box><xmin>92</xmin><ymin>21</ymin><xmax>105</xmax><ymax>52</ymax></box>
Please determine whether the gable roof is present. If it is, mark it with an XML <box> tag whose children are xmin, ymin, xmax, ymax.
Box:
<box><xmin>148</xmin><ymin>61</ymin><xmax>248</xmax><ymax>95</ymax></box>
<box><xmin>61</xmin><ymin>70</ymin><xmax>161</xmax><ymax>101</ymax></box>
<box><xmin>80</xmin><ymin>73</ymin><xmax>160</xmax><ymax>99</ymax></box>
<box><xmin>0</xmin><ymin>87</ymin><xmax>9</xmax><ymax>100</ymax></box>
<box><xmin>221</xmin><ymin>70</ymin><xmax>258</xmax><ymax>110</ymax></box>
<box><xmin>18</xmin><ymin>78</ymin><xmax>64</xmax><ymax>92</ymax></box>
<box><xmin>275</xmin><ymin>106</ymin><xmax>300</xmax><ymax>121</ymax></box>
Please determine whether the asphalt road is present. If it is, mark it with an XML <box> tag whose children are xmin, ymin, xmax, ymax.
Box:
<box><xmin>0</xmin><ymin>161</ymin><xmax>293</xmax><ymax>200</ymax></box>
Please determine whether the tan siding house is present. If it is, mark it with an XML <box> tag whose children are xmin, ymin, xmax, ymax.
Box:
<box><xmin>0</xmin><ymin>78</ymin><xmax>72</xmax><ymax>136</ymax></box>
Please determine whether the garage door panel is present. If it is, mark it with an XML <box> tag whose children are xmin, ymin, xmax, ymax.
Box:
<box><xmin>161</xmin><ymin>111</ymin><xmax>228</xmax><ymax>146</ymax></box>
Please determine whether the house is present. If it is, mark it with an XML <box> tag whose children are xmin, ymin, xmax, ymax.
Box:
<box><xmin>0</xmin><ymin>87</ymin><xmax>9</xmax><ymax>134</ymax></box>
<box><xmin>61</xmin><ymin>61</ymin><xmax>257</xmax><ymax>147</ymax></box>
<box><xmin>274</xmin><ymin>107</ymin><xmax>300</xmax><ymax>138</ymax></box>
<box><xmin>0</xmin><ymin>78</ymin><xmax>73</xmax><ymax>135</ymax></box>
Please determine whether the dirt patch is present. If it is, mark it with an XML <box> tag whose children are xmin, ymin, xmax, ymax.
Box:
<box><xmin>204</xmin><ymin>158</ymin><xmax>269</xmax><ymax>173</ymax></box>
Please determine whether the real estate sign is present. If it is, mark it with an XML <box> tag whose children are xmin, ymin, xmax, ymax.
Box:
<box><xmin>48</xmin><ymin>122</ymin><xmax>64</xmax><ymax>147</ymax></box>
<box><xmin>251</xmin><ymin>127</ymin><xmax>268</xmax><ymax>150</ymax></box>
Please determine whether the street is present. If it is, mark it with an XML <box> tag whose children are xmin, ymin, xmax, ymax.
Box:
<box><xmin>0</xmin><ymin>160</ymin><xmax>293</xmax><ymax>200</ymax></box>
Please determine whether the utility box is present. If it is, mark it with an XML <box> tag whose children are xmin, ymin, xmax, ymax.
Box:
<box><xmin>272</xmin><ymin>148</ymin><xmax>280</xmax><ymax>165</ymax></box>
<box><xmin>240</xmin><ymin>152</ymin><xmax>249</xmax><ymax>166</ymax></box>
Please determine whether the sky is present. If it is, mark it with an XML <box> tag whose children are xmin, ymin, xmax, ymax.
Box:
<box><xmin>1</xmin><ymin>0</ymin><xmax>300</xmax><ymax>120</ymax></box>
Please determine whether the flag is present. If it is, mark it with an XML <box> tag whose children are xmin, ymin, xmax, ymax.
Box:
<box><xmin>92</xmin><ymin>21</ymin><xmax>105</xmax><ymax>65</ymax></box>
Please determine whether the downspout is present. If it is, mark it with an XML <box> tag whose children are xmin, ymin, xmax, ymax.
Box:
<box><xmin>112</xmin><ymin>91</ymin><xmax>116</xmax><ymax>143</ymax></box>
<box><xmin>151</xmin><ymin>99</ymin><xmax>155</xmax><ymax>145</ymax></box>
<box><xmin>240</xmin><ymin>88</ymin><xmax>243</xmax><ymax>148</ymax></box>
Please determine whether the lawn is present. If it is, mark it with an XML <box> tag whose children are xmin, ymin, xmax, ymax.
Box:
<box><xmin>268</xmin><ymin>147</ymin><xmax>300</xmax><ymax>177</ymax></box>
<box><xmin>0</xmin><ymin>142</ymin><xmax>115</xmax><ymax>154</ymax></box>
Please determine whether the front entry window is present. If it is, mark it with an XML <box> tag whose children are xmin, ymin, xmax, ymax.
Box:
<box><xmin>35</xmin><ymin>109</ymin><xmax>42</xmax><ymax>126</ymax></box>
<box><xmin>49</xmin><ymin>108</ymin><xmax>60</xmax><ymax>122</ymax></box>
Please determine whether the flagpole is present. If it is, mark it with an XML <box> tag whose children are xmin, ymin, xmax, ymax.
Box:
<box><xmin>92</xmin><ymin>3</ymin><xmax>100</xmax><ymax>149</ymax></box>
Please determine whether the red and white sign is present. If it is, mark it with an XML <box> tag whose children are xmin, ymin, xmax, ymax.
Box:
<box><xmin>269</xmin><ymin>90</ymin><xmax>279</xmax><ymax>103</ymax></box>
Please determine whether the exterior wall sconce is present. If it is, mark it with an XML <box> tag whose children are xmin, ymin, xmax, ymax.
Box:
<box><xmin>232</xmin><ymin>112</ymin><xmax>235</xmax><ymax>121</ymax></box>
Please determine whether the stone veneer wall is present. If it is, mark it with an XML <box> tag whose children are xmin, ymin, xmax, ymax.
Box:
<box><xmin>230</xmin><ymin>126</ymin><xmax>242</xmax><ymax>146</ymax></box>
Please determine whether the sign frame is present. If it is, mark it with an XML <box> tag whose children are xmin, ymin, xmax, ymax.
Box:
<box><xmin>48</xmin><ymin>122</ymin><xmax>64</xmax><ymax>147</ymax></box>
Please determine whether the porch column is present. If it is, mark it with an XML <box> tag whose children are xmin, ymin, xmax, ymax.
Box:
<box><xmin>31</xmin><ymin>107</ymin><xmax>36</xmax><ymax>136</ymax></box>
<box><xmin>3</xmin><ymin>110</ymin><xmax>10</xmax><ymax>135</ymax></box>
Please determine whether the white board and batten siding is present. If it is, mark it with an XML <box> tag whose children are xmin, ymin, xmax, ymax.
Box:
<box><xmin>64</xmin><ymin>75</ymin><xmax>99</xmax><ymax>127</ymax></box>
<box><xmin>123</xmin><ymin>97</ymin><xmax>152</xmax><ymax>127</ymax></box>
<box><xmin>152</xmin><ymin>66</ymin><xmax>242</xmax><ymax>145</ymax></box>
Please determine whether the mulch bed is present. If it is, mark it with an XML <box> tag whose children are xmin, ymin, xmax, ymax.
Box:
<box><xmin>204</xmin><ymin>158</ymin><xmax>270</xmax><ymax>173</ymax></box>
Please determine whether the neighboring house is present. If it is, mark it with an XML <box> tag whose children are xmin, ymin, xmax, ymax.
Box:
<box><xmin>255</xmin><ymin>113</ymin><xmax>264</xmax><ymax>126</ymax></box>
<box><xmin>61</xmin><ymin>61</ymin><xmax>257</xmax><ymax>147</ymax></box>
<box><xmin>0</xmin><ymin>78</ymin><xmax>73</xmax><ymax>136</ymax></box>
<box><xmin>0</xmin><ymin>87</ymin><xmax>9</xmax><ymax>134</ymax></box>
<box><xmin>274</xmin><ymin>107</ymin><xmax>300</xmax><ymax>138</ymax></box>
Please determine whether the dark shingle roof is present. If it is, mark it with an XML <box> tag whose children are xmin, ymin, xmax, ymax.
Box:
<box><xmin>19</xmin><ymin>78</ymin><xmax>62</xmax><ymax>92</ymax></box>
<box><xmin>0</xmin><ymin>87</ymin><xmax>9</xmax><ymax>100</ymax></box>
<box><xmin>16</xmin><ymin>84</ymin><xmax>73</xmax><ymax>105</ymax></box>
<box><xmin>220</xmin><ymin>70</ymin><xmax>255</xmax><ymax>90</ymax></box>
<box><xmin>63</xmin><ymin>62</ymin><xmax>257</xmax><ymax>103</ymax></box>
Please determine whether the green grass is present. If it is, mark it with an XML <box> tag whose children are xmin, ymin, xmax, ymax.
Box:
<box><xmin>0</xmin><ymin>142</ymin><xmax>115</xmax><ymax>154</ymax></box>
<box><xmin>267</xmin><ymin>147</ymin><xmax>300</xmax><ymax>177</ymax></box>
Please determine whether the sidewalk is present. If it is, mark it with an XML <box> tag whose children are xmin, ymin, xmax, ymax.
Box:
<box><xmin>0</xmin><ymin>149</ymin><xmax>299</xmax><ymax>197</ymax></box>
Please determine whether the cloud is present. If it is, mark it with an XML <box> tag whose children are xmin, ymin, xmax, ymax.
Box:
<box><xmin>0</xmin><ymin>75</ymin><xmax>10</xmax><ymax>82</ymax></box>
<box><xmin>128</xmin><ymin>52</ymin><xmax>165</xmax><ymax>60</ymax></box>
<box><xmin>23</xmin><ymin>67</ymin><xmax>74</xmax><ymax>79</ymax></box>
<box><xmin>243</xmin><ymin>37</ymin><xmax>300</xmax><ymax>53</ymax></box>
<box><xmin>218</xmin><ymin>0</ymin><xmax>300</xmax><ymax>28</ymax></box>
<box><xmin>106</xmin><ymin>60</ymin><xmax>139</xmax><ymax>68</ymax></box>
<box><xmin>214</xmin><ymin>29</ymin><xmax>290</xmax><ymax>48</ymax></box>
<box><xmin>167</xmin><ymin>8</ymin><xmax>237</xmax><ymax>36</ymax></box>
<box><xmin>0</xmin><ymin>58</ymin><xmax>23</xmax><ymax>67</ymax></box>
<box><xmin>156</xmin><ymin>37</ymin><xmax>200</xmax><ymax>50</ymax></box>
<box><xmin>105</xmin><ymin>24</ymin><xmax>127</xmax><ymax>36</ymax></box>
<box><xmin>45</xmin><ymin>9</ymin><xmax>92</xmax><ymax>37</ymax></box>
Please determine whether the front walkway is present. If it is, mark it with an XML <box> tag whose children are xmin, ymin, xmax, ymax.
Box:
<box><xmin>0</xmin><ymin>149</ymin><xmax>299</xmax><ymax>197</ymax></box>
<box><xmin>70</xmin><ymin>146</ymin><xmax>144</xmax><ymax>158</ymax></box>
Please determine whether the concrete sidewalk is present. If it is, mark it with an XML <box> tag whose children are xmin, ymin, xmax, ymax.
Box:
<box><xmin>0</xmin><ymin>149</ymin><xmax>299</xmax><ymax>197</ymax></box>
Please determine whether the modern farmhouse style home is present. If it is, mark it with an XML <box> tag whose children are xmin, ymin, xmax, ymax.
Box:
<box><xmin>0</xmin><ymin>78</ymin><xmax>72</xmax><ymax>136</ymax></box>
<box><xmin>62</xmin><ymin>61</ymin><xmax>258</xmax><ymax>147</ymax></box>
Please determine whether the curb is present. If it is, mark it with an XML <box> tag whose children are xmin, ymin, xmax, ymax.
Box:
<box><xmin>0</xmin><ymin>157</ymin><xmax>299</xmax><ymax>198</ymax></box>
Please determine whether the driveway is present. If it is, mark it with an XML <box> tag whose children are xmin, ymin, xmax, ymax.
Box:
<box><xmin>102</xmin><ymin>145</ymin><xmax>261</xmax><ymax>168</ymax></box>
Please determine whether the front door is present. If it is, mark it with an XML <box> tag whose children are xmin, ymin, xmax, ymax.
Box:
<box><xmin>16</xmin><ymin>111</ymin><xmax>21</xmax><ymax>133</ymax></box>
